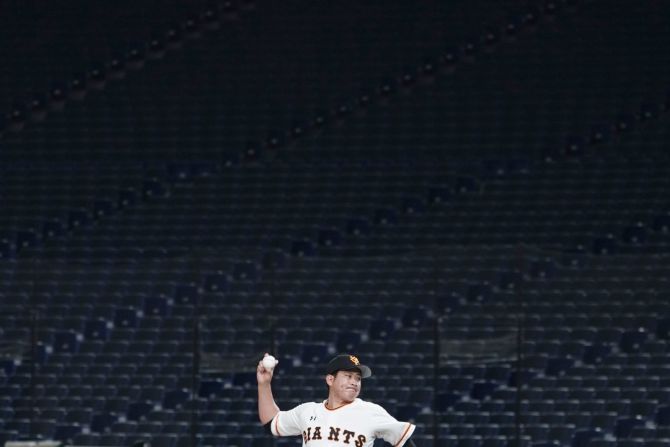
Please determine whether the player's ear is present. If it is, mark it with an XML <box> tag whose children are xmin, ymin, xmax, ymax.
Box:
<box><xmin>325</xmin><ymin>373</ymin><xmax>335</xmax><ymax>386</ymax></box>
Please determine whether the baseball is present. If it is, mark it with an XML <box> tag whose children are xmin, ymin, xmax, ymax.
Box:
<box><xmin>262</xmin><ymin>355</ymin><xmax>278</xmax><ymax>371</ymax></box>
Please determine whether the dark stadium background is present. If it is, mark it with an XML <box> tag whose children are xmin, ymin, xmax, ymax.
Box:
<box><xmin>1</xmin><ymin>1</ymin><xmax>670</xmax><ymax>446</ymax></box>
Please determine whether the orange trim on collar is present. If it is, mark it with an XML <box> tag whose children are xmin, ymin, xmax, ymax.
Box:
<box><xmin>323</xmin><ymin>400</ymin><xmax>355</xmax><ymax>411</ymax></box>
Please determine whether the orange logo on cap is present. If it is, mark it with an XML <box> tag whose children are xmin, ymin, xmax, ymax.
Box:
<box><xmin>349</xmin><ymin>355</ymin><xmax>360</xmax><ymax>365</ymax></box>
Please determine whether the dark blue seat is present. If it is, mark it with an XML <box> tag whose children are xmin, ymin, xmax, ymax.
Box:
<box><xmin>471</xmin><ymin>381</ymin><xmax>497</xmax><ymax>400</ymax></box>
<box><xmin>42</xmin><ymin>408</ymin><xmax>66</xmax><ymax>421</ymax></box>
<box><xmin>84</xmin><ymin>319</ymin><xmax>109</xmax><ymax>341</ymax></box>
<box><xmin>233</xmin><ymin>262</ymin><xmax>259</xmax><ymax>280</ymax></box>
<box><xmin>629</xmin><ymin>400</ymin><xmax>657</xmax><ymax>418</ymax></box>
<box><xmin>448</xmin><ymin>377</ymin><xmax>474</xmax><ymax>393</ymax></box>
<box><xmin>72</xmin><ymin>433</ymin><xmax>101</xmax><ymax>445</ymax></box>
<box><xmin>54</xmin><ymin>424</ymin><xmax>82</xmax><ymax>443</ymax></box>
<box><xmin>139</xmin><ymin>386</ymin><xmax>165</xmax><ymax>402</ymax></box>
<box><xmin>402</xmin><ymin>307</ymin><xmax>428</xmax><ymax>327</ymax></box>
<box><xmin>484</xmin><ymin>365</ymin><xmax>511</xmax><ymax>383</ymax></box>
<box><xmin>301</xmin><ymin>343</ymin><xmax>330</xmax><ymax>364</ymax></box>
<box><xmin>582</xmin><ymin>344</ymin><xmax>611</xmax><ymax>364</ymax></box>
<box><xmin>345</xmin><ymin>218</ymin><xmax>371</xmax><ymax>236</ymax></box>
<box><xmin>174</xmin><ymin>284</ymin><xmax>198</xmax><ymax>306</ymax></box>
<box><xmin>30</xmin><ymin>419</ymin><xmax>57</xmax><ymax>438</ymax></box>
<box><xmin>481</xmin><ymin>438</ymin><xmax>506</xmax><ymax>447</ymax></box>
<box><xmin>369</xmin><ymin>319</ymin><xmax>396</xmax><ymax>340</ymax></box>
<box><xmin>232</xmin><ymin>372</ymin><xmax>257</xmax><ymax>388</ymax></box>
<box><xmin>114</xmin><ymin>308</ymin><xmax>138</xmax><ymax>328</ymax></box>
<box><xmin>144</xmin><ymin>297</ymin><xmax>169</xmax><ymax>317</ymax></box>
<box><xmin>53</xmin><ymin>331</ymin><xmax>80</xmax><ymax>353</ymax></box>
<box><xmin>91</xmin><ymin>411</ymin><xmax>119</xmax><ymax>432</ymax></box>
<box><xmin>456</xmin><ymin>437</ymin><xmax>482</xmax><ymax>447</ymax></box>
<box><xmin>412</xmin><ymin>387</ymin><xmax>433</xmax><ymax>407</ymax></box>
<box><xmin>619</xmin><ymin>329</ymin><xmax>648</xmax><ymax>353</ymax></box>
<box><xmin>135</xmin><ymin>420</ymin><xmax>163</xmax><ymax>435</ymax></box>
<box><xmin>571</xmin><ymin>428</ymin><xmax>601</xmax><ymax>447</ymax></box>
<box><xmin>98</xmin><ymin>434</ymin><xmax>127</xmax><ymax>446</ymax></box>
<box><xmin>534</xmin><ymin>425</ymin><xmax>566</xmax><ymax>445</ymax></box>
<box><xmin>465</xmin><ymin>283</ymin><xmax>492</xmax><ymax>302</ymax></box>
<box><xmin>336</xmin><ymin>332</ymin><xmax>362</xmax><ymax>352</ymax></box>
<box><xmin>151</xmin><ymin>434</ymin><xmax>178</xmax><ymax>447</ymax></box>
<box><xmin>434</xmin><ymin>392</ymin><xmax>461</xmax><ymax>411</ymax></box>
<box><xmin>588</xmin><ymin>441</ymin><xmax>616</xmax><ymax>447</ymax></box>
<box><xmin>615</xmin><ymin>416</ymin><xmax>645</xmax><ymax>438</ymax></box>
<box><xmin>290</xmin><ymin>240</ymin><xmax>316</xmax><ymax>257</ymax></box>
<box><xmin>616</xmin><ymin>441</ymin><xmax>646</xmax><ymax>447</ymax></box>
<box><xmin>396</xmin><ymin>404</ymin><xmax>422</xmax><ymax>422</ymax></box>
<box><xmin>144</xmin><ymin>410</ymin><xmax>176</xmax><ymax>424</ymax></box>
<box><xmin>657</xmin><ymin>405</ymin><xmax>670</xmax><ymax>425</ymax></box>
<box><xmin>590</xmin><ymin>413</ymin><xmax>617</xmax><ymax>430</ymax></box>
<box><xmin>545</xmin><ymin>357</ymin><xmax>574</xmax><ymax>376</ymax></box>
<box><xmin>203</xmin><ymin>273</ymin><xmax>229</xmax><ymax>293</ymax></box>
<box><xmin>657</xmin><ymin>318</ymin><xmax>670</xmax><ymax>339</ymax></box>
<box><xmin>315</xmin><ymin>228</ymin><xmax>342</xmax><ymax>247</ymax></box>
<box><xmin>199</xmin><ymin>380</ymin><xmax>223</xmax><ymax>399</ymax></box>
<box><xmin>65</xmin><ymin>408</ymin><xmax>94</xmax><ymax>425</ymax></box>
<box><xmin>163</xmin><ymin>389</ymin><xmax>190</xmax><ymax>410</ymax></box>
<box><xmin>228</xmin><ymin>434</ymin><xmax>253</xmax><ymax>447</ymax></box>
<box><xmin>126</xmin><ymin>401</ymin><xmax>154</xmax><ymax>421</ymax></box>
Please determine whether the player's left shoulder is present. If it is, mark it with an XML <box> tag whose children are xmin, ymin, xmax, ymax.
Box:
<box><xmin>356</xmin><ymin>398</ymin><xmax>388</xmax><ymax>414</ymax></box>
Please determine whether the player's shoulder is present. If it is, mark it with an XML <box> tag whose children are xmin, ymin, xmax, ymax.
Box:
<box><xmin>354</xmin><ymin>398</ymin><xmax>389</xmax><ymax>414</ymax></box>
<box><xmin>293</xmin><ymin>401</ymin><xmax>319</xmax><ymax>411</ymax></box>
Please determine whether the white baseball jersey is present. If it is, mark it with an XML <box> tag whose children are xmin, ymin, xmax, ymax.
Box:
<box><xmin>270</xmin><ymin>398</ymin><xmax>416</xmax><ymax>447</ymax></box>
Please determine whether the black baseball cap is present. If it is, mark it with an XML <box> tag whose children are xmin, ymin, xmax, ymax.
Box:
<box><xmin>325</xmin><ymin>354</ymin><xmax>372</xmax><ymax>378</ymax></box>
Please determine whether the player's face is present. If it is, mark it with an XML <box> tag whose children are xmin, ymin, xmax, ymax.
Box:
<box><xmin>328</xmin><ymin>370</ymin><xmax>362</xmax><ymax>403</ymax></box>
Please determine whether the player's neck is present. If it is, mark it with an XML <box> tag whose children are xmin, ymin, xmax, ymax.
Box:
<box><xmin>326</xmin><ymin>395</ymin><xmax>354</xmax><ymax>410</ymax></box>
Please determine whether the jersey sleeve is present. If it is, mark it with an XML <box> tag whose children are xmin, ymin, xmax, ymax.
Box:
<box><xmin>371</xmin><ymin>404</ymin><xmax>416</xmax><ymax>447</ymax></box>
<box><xmin>270</xmin><ymin>403</ymin><xmax>308</xmax><ymax>437</ymax></box>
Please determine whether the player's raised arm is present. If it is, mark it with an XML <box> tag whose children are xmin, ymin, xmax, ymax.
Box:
<box><xmin>257</xmin><ymin>353</ymin><xmax>280</xmax><ymax>424</ymax></box>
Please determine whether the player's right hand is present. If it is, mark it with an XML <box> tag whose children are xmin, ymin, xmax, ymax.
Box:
<box><xmin>257</xmin><ymin>353</ymin><xmax>274</xmax><ymax>385</ymax></box>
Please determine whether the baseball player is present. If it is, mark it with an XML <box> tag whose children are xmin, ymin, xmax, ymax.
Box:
<box><xmin>257</xmin><ymin>353</ymin><xmax>416</xmax><ymax>446</ymax></box>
